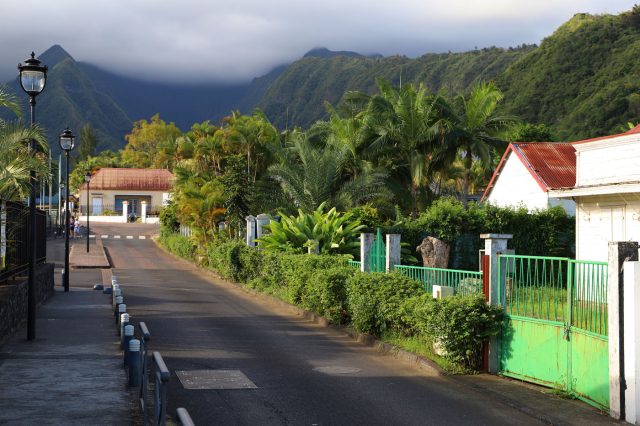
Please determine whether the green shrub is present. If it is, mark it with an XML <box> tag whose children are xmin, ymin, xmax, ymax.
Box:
<box><xmin>415</xmin><ymin>295</ymin><xmax>503</xmax><ymax>369</ymax></box>
<box><xmin>257</xmin><ymin>203</ymin><xmax>364</xmax><ymax>256</ymax></box>
<box><xmin>346</xmin><ymin>272</ymin><xmax>423</xmax><ymax>335</ymax></box>
<box><xmin>207</xmin><ymin>240</ymin><xmax>263</xmax><ymax>283</ymax></box>
<box><xmin>279</xmin><ymin>254</ymin><xmax>349</xmax><ymax>304</ymax></box>
<box><xmin>159</xmin><ymin>232</ymin><xmax>195</xmax><ymax>260</ymax></box>
<box><xmin>302</xmin><ymin>266</ymin><xmax>355</xmax><ymax>324</ymax></box>
<box><xmin>159</xmin><ymin>201</ymin><xmax>180</xmax><ymax>233</ymax></box>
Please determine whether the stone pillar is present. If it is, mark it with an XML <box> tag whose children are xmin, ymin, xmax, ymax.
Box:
<box><xmin>141</xmin><ymin>201</ymin><xmax>147</xmax><ymax>224</ymax></box>
<box><xmin>609</xmin><ymin>241</ymin><xmax>639</xmax><ymax>420</ymax></box>
<box><xmin>245</xmin><ymin>215</ymin><xmax>256</xmax><ymax>247</ymax></box>
<box><xmin>122</xmin><ymin>201</ymin><xmax>128</xmax><ymax>223</ymax></box>
<box><xmin>480</xmin><ymin>233</ymin><xmax>513</xmax><ymax>374</ymax></box>
<box><xmin>386</xmin><ymin>234</ymin><xmax>401</xmax><ymax>272</ymax></box>
<box><xmin>256</xmin><ymin>214</ymin><xmax>270</xmax><ymax>239</ymax></box>
<box><xmin>218</xmin><ymin>221</ymin><xmax>226</xmax><ymax>232</ymax></box>
<box><xmin>624</xmin><ymin>261</ymin><xmax>640</xmax><ymax>425</ymax></box>
<box><xmin>360</xmin><ymin>233</ymin><xmax>374</xmax><ymax>272</ymax></box>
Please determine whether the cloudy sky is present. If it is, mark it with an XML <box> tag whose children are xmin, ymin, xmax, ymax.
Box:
<box><xmin>0</xmin><ymin>0</ymin><xmax>634</xmax><ymax>84</ymax></box>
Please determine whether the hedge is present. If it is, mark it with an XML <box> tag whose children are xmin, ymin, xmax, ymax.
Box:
<box><xmin>159</xmin><ymin>235</ymin><xmax>503</xmax><ymax>370</ymax></box>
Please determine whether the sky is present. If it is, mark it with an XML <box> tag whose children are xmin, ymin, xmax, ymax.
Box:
<box><xmin>0</xmin><ymin>0</ymin><xmax>635</xmax><ymax>84</ymax></box>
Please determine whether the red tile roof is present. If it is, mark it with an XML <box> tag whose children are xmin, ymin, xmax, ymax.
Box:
<box><xmin>482</xmin><ymin>142</ymin><xmax>576</xmax><ymax>201</ymax></box>
<box><xmin>82</xmin><ymin>168</ymin><xmax>174</xmax><ymax>191</ymax></box>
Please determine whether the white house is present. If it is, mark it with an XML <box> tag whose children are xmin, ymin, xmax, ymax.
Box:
<box><xmin>550</xmin><ymin>126</ymin><xmax>640</xmax><ymax>262</ymax></box>
<box><xmin>482</xmin><ymin>142</ymin><xmax>576</xmax><ymax>215</ymax></box>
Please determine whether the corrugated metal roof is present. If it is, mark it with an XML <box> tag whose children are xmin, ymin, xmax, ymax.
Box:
<box><xmin>482</xmin><ymin>142</ymin><xmax>576</xmax><ymax>201</ymax></box>
<box><xmin>512</xmin><ymin>143</ymin><xmax>576</xmax><ymax>190</ymax></box>
<box><xmin>82</xmin><ymin>168</ymin><xmax>174</xmax><ymax>191</ymax></box>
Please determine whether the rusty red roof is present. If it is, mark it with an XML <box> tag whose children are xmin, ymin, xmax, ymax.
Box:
<box><xmin>482</xmin><ymin>142</ymin><xmax>576</xmax><ymax>201</ymax></box>
<box><xmin>82</xmin><ymin>168</ymin><xmax>174</xmax><ymax>191</ymax></box>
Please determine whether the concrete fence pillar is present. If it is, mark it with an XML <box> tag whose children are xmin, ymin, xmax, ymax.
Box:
<box><xmin>609</xmin><ymin>241</ymin><xmax>639</xmax><ymax>420</ymax></box>
<box><xmin>245</xmin><ymin>215</ymin><xmax>256</xmax><ymax>247</ymax></box>
<box><xmin>385</xmin><ymin>234</ymin><xmax>401</xmax><ymax>272</ymax></box>
<box><xmin>624</xmin><ymin>261</ymin><xmax>640</xmax><ymax>424</ymax></box>
<box><xmin>480</xmin><ymin>233</ymin><xmax>513</xmax><ymax>374</ymax></box>
<box><xmin>307</xmin><ymin>239</ymin><xmax>319</xmax><ymax>255</ymax></box>
<box><xmin>122</xmin><ymin>201</ymin><xmax>128</xmax><ymax>223</ymax></box>
<box><xmin>360</xmin><ymin>233</ymin><xmax>374</xmax><ymax>272</ymax></box>
<box><xmin>141</xmin><ymin>201</ymin><xmax>147</xmax><ymax>224</ymax></box>
<box><xmin>256</xmin><ymin>214</ymin><xmax>270</xmax><ymax>240</ymax></box>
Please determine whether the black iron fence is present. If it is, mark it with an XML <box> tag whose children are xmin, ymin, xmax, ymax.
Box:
<box><xmin>0</xmin><ymin>200</ymin><xmax>47</xmax><ymax>282</ymax></box>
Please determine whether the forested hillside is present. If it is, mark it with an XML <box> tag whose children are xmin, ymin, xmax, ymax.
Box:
<box><xmin>497</xmin><ymin>11</ymin><xmax>640</xmax><ymax>140</ymax></box>
<box><xmin>256</xmin><ymin>46</ymin><xmax>533</xmax><ymax>129</ymax></box>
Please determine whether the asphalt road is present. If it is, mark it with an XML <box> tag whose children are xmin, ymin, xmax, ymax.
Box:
<box><xmin>97</xmin><ymin>223</ymin><xmax>542</xmax><ymax>426</ymax></box>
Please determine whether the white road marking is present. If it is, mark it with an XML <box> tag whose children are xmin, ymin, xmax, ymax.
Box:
<box><xmin>101</xmin><ymin>235</ymin><xmax>109</xmax><ymax>239</ymax></box>
<box><xmin>89</xmin><ymin>235</ymin><xmax>96</xmax><ymax>238</ymax></box>
<box><xmin>114</xmin><ymin>235</ymin><xmax>121</xmax><ymax>239</ymax></box>
<box><xmin>139</xmin><ymin>236</ymin><xmax>146</xmax><ymax>240</ymax></box>
<box><xmin>126</xmin><ymin>235</ymin><xmax>134</xmax><ymax>239</ymax></box>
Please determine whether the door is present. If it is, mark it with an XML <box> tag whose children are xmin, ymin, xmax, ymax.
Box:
<box><xmin>92</xmin><ymin>197</ymin><xmax>103</xmax><ymax>215</ymax></box>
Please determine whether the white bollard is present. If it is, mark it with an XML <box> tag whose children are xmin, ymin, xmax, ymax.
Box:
<box><xmin>123</xmin><ymin>325</ymin><xmax>135</xmax><ymax>366</ymax></box>
<box><xmin>120</xmin><ymin>313</ymin><xmax>130</xmax><ymax>337</ymax></box>
<box><xmin>128</xmin><ymin>339</ymin><xmax>141</xmax><ymax>386</ymax></box>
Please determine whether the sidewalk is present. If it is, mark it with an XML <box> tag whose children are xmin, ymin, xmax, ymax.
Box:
<box><xmin>0</xmin><ymin>241</ymin><xmax>129</xmax><ymax>425</ymax></box>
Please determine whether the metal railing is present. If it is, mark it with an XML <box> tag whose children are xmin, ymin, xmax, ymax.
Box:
<box><xmin>395</xmin><ymin>265</ymin><xmax>483</xmax><ymax>295</ymax></box>
<box><xmin>153</xmin><ymin>351</ymin><xmax>170</xmax><ymax>426</ymax></box>
<box><xmin>0</xmin><ymin>200</ymin><xmax>47</xmax><ymax>282</ymax></box>
<box><xmin>347</xmin><ymin>260</ymin><xmax>361</xmax><ymax>269</ymax></box>
<box><xmin>498</xmin><ymin>254</ymin><xmax>608</xmax><ymax>336</ymax></box>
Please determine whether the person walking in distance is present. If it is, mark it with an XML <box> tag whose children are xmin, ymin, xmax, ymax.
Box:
<box><xmin>69</xmin><ymin>215</ymin><xmax>75</xmax><ymax>239</ymax></box>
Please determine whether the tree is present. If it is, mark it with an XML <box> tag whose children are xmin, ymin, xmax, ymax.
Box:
<box><xmin>447</xmin><ymin>82</ymin><xmax>516</xmax><ymax>207</ymax></box>
<box><xmin>508</xmin><ymin>123</ymin><xmax>555</xmax><ymax>142</ymax></box>
<box><xmin>267</xmin><ymin>130</ymin><xmax>388</xmax><ymax>212</ymax></box>
<box><xmin>122</xmin><ymin>114</ymin><xmax>182</xmax><ymax>168</ymax></box>
<box><xmin>0</xmin><ymin>89</ymin><xmax>50</xmax><ymax>201</ymax></box>
<box><xmin>356</xmin><ymin>79</ymin><xmax>450</xmax><ymax>217</ymax></box>
<box><xmin>220</xmin><ymin>154</ymin><xmax>250</xmax><ymax>237</ymax></box>
<box><xmin>78</xmin><ymin>123</ymin><xmax>98</xmax><ymax>161</ymax></box>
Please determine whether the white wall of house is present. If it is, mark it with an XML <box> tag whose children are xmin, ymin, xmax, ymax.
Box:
<box><xmin>576</xmin><ymin>134</ymin><xmax>640</xmax><ymax>186</ymax></box>
<box><xmin>574</xmin><ymin>196</ymin><xmax>640</xmax><ymax>262</ymax></box>
<box><xmin>486</xmin><ymin>152</ymin><xmax>575</xmax><ymax>215</ymax></box>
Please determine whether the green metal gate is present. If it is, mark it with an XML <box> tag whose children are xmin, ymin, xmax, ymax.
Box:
<box><xmin>369</xmin><ymin>228</ymin><xmax>386</xmax><ymax>272</ymax></box>
<box><xmin>498</xmin><ymin>255</ymin><xmax>609</xmax><ymax>411</ymax></box>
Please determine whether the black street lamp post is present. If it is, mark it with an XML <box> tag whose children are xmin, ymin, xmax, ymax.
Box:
<box><xmin>18</xmin><ymin>52</ymin><xmax>47</xmax><ymax>341</ymax></box>
<box><xmin>84</xmin><ymin>172</ymin><xmax>91</xmax><ymax>253</ymax></box>
<box><xmin>59</xmin><ymin>128</ymin><xmax>75</xmax><ymax>293</ymax></box>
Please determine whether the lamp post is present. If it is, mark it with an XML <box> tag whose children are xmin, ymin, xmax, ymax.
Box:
<box><xmin>18</xmin><ymin>52</ymin><xmax>47</xmax><ymax>341</ymax></box>
<box><xmin>84</xmin><ymin>172</ymin><xmax>91</xmax><ymax>253</ymax></box>
<box><xmin>59</xmin><ymin>128</ymin><xmax>75</xmax><ymax>293</ymax></box>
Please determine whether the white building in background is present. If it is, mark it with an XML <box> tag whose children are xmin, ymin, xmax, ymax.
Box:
<box><xmin>551</xmin><ymin>126</ymin><xmax>640</xmax><ymax>262</ymax></box>
<box><xmin>482</xmin><ymin>142</ymin><xmax>576</xmax><ymax>215</ymax></box>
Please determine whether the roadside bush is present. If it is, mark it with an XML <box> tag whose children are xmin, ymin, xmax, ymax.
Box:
<box><xmin>207</xmin><ymin>240</ymin><xmax>263</xmax><ymax>283</ymax></box>
<box><xmin>415</xmin><ymin>295</ymin><xmax>503</xmax><ymax>369</ymax></box>
<box><xmin>159</xmin><ymin>232</ymin><xmax>195</xmax><ymax>260</ymax></box>
<box><xmin>279</xmin><ymin>254</ymin><xmax>349</xmax><ymax>304</ymax></box>
<box><xmin>302</xmin><ymin>266</ymin><xmax>355</xmax><ymax>324</ymax></box>
<box><xmin>159</xmin><ymin>201</ymin><xmax>180</xmax><ymax>233</ymax></box>
<box><xmin>346</xmin><ymin>272</ymin><xmax>422</xmax><ymax>335</ymax></box>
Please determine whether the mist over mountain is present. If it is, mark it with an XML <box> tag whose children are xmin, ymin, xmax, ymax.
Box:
<box><xmin>4</xmin><ymin>9</ymin><xmax>640</xmax><ymax>158</ymax></box>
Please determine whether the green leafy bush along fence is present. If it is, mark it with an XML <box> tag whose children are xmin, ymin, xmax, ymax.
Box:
<box><xmin>395</xmin><ymin>265</ymin><xmax>483</xmax><ymax>296</ymax></box>
<box><xmin>158</xmin><ymin>233</ymin><xmax>504</xmax><ymax>370</ymax></box>
<box><xmin>500</xmin><ymin>254</ymin><xmax>608</xmax><ymax>336</ymax></box>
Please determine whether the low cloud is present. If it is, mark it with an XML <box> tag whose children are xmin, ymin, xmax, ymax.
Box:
<box><xmin>0</xmin><ymin>0</ymin><xmax>633</xmax><ymax>83</ymax></box>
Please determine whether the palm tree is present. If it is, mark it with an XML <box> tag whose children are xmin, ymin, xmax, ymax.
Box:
<box><xmin>447</xmin><ymin>82</ymin><xmax>516</xmax><ymax>207</ymax></box>
<box><xmin>356</xmin><ymin>79</ymin><xmax>450</xmax><ymax>217</ymax></box>
<box><xmin>0</xmin><ymin>89</ymin><xmax>50</xmax><ymax>201</ymax></box>
<box><xmin>267</xmin><ymin>131</ymin><xmax>388</xmax><ymax>212</ymax></box>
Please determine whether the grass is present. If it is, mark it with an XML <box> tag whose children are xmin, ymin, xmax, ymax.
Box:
<box><xmin>381</xmin><ymin>331</ymin><xmax>470</xmax><ymax>375</ymax></box>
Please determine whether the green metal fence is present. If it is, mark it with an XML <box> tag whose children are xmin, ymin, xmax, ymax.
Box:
<box><xmin>347</xmin><ymin>260</ymin><xmax>361</xmax><ymax>269</ymax></box>
<box><xmin>369</xmin><ymin>228</ymin><xmax>386</xmax><ymax>272</ymax></box>
<box><xmin>499</xmin><ymin>254</ymin><xmax>608</xmax><ymax>335</ymax></box>
<box><xmin>395</xmin><ymin>265</ymin><xmax>483</xmax><ymax>295</ymax></box>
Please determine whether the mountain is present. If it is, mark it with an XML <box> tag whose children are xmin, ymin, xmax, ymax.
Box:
<box><xmin>255</xmin><ymin>46</ymin><xmax>534</xmax><ymax>129</ymax></box>
<box><xmin>3</xmin><ymin>45</ymin><xmax>132</xmax><ymax>157</ymax></box>
<box><xmin>79</xmin><ymin>63</ymin><xmax>247</xmax><ymax>131</ymax></box>
<box><xmin>497</xmin><ymin>12</ymin><xmax>640</xmax><ymax>140</ymax></box>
